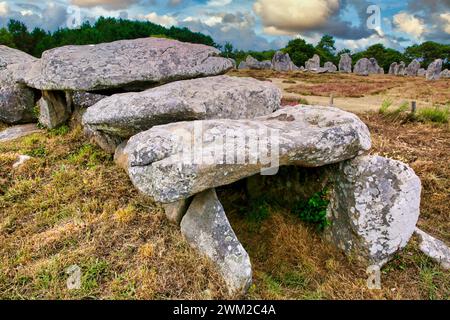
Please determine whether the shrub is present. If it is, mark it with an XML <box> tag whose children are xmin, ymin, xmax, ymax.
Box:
<box><xmin>292</xmin><ymin>190</ymin><xmax>330</xmax><ymax>230</ymax></box>
<box><xmin>417</xmin><ymin>106</ymin><xmax>449</xmax><ymax>124</ymax></box>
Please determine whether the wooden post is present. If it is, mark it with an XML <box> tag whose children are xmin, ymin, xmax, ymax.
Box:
<box><xmin>330</xmin><ymin>94</ymin><xmax>334</xmax><ymax>107</ymax></box>
<box><xmin>411</xmin><ymin>101</ymin><xmax>417</xmax><ymax>114</ymax></box>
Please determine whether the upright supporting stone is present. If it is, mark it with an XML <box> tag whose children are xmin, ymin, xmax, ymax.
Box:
<box><xmin>38</xmin><ymin>91</ymin><xmax>71</xmax><ymax>129</ymax></box>
<box><xmin>326</xmin><ymin>155</ymin><xmax>421</xmax><ymax>267</ymax></box>
<box><xmin>163</xmin><ymin>199</ymin><xmax>191</xmax><ymax>225</ymax></box>
<box><xmin>181</xmin><ymin>189</ymin><xmax>252</xmax><ymax>295</ymax></box>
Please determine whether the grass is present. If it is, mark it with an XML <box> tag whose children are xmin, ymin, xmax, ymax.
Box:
<box><xmin>417</xmin><ymin>106</ymin><xmax>449</xmax><ymax>124</ymax></box>
<box><xmin>229</xmin><ymin>69</ymin><xmax>450</xmax><ymax>105</ymax></box>
<box><xmin>0</xmin><ymin>114</ymin><xmax>449</xmax><ymax>300</ymax></box>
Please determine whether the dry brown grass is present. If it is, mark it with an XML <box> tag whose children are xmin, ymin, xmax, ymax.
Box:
<box><xmin>0</xmin><ymin>126</ymin><xmax>228</xmax><ymax>299</ymax></box>
<box><xmin>0</xmin><ymin>114</ymin><xmax>449</xmax><ymax>300</ymax></box>
<box><xmin>229</xmin><ymin>70</ymin><xmax>450</xmax><ymax>105</ymax></box>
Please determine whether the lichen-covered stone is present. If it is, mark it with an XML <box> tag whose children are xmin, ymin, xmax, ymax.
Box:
<box><xmin>122</xmin><ymin>105</ymin><xmax>371</xmax><ymax>203</ymax></box>
<box><xmin>305</xmin><ymin>54</ymin><xmax>320</xmax><ymax>71</ymax></box>
<box><xmin>38</xmin><ymin>91</ymin><xmax>71</xmax><ymax>129</ymax></box>
<box><xmin>426</xmin><ymin>59</ymin><xmax>442</xmax><ymax>81</ymax></box>
<box><xmin>395</xmin><ymin>61</ymin><xmax>406</xmax><ymax>76</ymax></box>
<box><xmin>325</xmin><ymin>155</ymin><xmax>421</xmax><ymax>266</ymax></box>
<box><xmin>339</xmin><ymin>54</ymin><xmax>352</xmax><ymax>73</ymax></box>
<box><xmin>272</xmin><ymin>51</ymin><xmax>298</xmax><ymax>72</ymax></box>
<box><xmin>23</xmin><ymin>37</ymin><xmax>234</xmax><ymax>91</ymax></box>
<box><xmin>238</xmin><ymin>55</ymin><xmax>272</xmax><ymax>70</ymax></box>
<box><xmin>0</xmin><ymin>46</ymin><xmax>38</xmax><ymax>124</ymax></box>
<box><xmin>0</xmin><ymin>124</ymin><xmax>41</xmax><ymax>142</ymax></box>
<box><xmin>83</xmin><ymin>75</ymin><xmax>281</xmax><ymax>141</ymax></box>
<box><xmin>181</xmin><ymin>189</ymin><xmax>252</xmax><ymax>295</ymax></box>
<box><xmin>389</xmin><ymin>62</ymin><xmax>397</xmax><ymax>75</ymax></box>
<box><xmin>324</xmin><ymin>62</ymin><xmax>337</xmax><ymax>73</ymax></box>
<box><xmin>406</xmin><ymin>59</ymin><xmax>421</xmax><ymax>76</ymax></box>
<box><xmin>415</xmin><ymin>228</ymin><xmax>450</xmax><ymax>270</ymax></box>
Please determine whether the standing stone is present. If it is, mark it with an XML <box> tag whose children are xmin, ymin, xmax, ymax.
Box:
<box><xmin>324</xmin><ymin>62</ymin><xmax>337</xmax><ymax>73</ymax></box>
<box><xmin>406</xmin><ymin>59</ymin><xmax>421</xmax><ymax>76</ymax></box>
<box><xmin>354</xmin><ymin>58</ymin><xmax>371</xmax><ymax>76</ymax></box>
<box><xmin>338</xmin><ymin>53</ymin><xmax>352</xmax><ymax>73</ymax></box>
<box><xmin>38</xmin><ymin>91</ymin><xmax>71</xmax><ymax>129</ymax></box>
<box><xmin>395</xmin><ymin>61</ymin><xmax>406</xmax><ymax>76</ymax></box>
<box><xmin>368</xmin><ymin>58</ymin><xmax>382</xmax><ymax>74</ymax></box>
<box><xmin>415</xmin><ymin>228</ymin><xmax>450</xmax><ymax>270</ymax></box>
<box><xmin>440</xmin><ymin>69</ymin><xmax>450</xmax><ymax>78</ymax></box>
<box><xmin>238</xmin><ymin>61</ymin><xmax>248</xmax><ymax>70</ymax></box>
<box><xmin>240</xmin><ymin>55</ymin><xmax>272</xmax><ymax>70</ymax></box>
<box><xmin>418</xmin><ymin>68</ymin><xmax>426</xmax><ymax>77</ymax></box>
<box><xmin>23</xmin><ymin>37</ymin><xmax>234</xmax><ymax>91</ymax></box>
<box><xmin>426</xmin><ymin>59</ymin><xmax>442</xmax><ymax>81</ymax></box>
<box><xmin>181</xmin><ymin>189</ymin><xmax>252</xmax><ymax>295</ymax></box>
<box><xmin>305</xmin><ymin>54</ymin><xmax>320</xmax><ymax>71</ymax></box>
<box><xmin>326</xmin><ymin>155</ymin><xmax>421</xmax><ymax>267</ymax></box>
<box><xmin>272</xmin><ymin>51</ymin><xmax>298</xmax><ymax>72</ymax></box>
<box><xmin>163</xmin><ymin>199</ymin><xmax>191</xmax><ymax>225</ymax></box>
<box><xmin>0</xmin><ymin>80</ymin><xmax>36</xmax><ymax>124</ymax></box>
<box><xmin>389</xmin><ymin>62</ymin><xmax>398</xmax><ymax>75</ymax></box>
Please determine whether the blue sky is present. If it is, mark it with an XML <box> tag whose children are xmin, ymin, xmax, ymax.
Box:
<box><xmin>1</xmin><ymin>0</ymin><xmax>449</xmax><ymax>52</ymax></box>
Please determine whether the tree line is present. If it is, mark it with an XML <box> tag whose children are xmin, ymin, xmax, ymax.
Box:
<box><xmin>224</xmin><ymin>35</ymin><xmax>450</xmax><ymax>72</ymax></box>
<box><xmin>0</xmin><ymin>17</ymin><xmax>216</xmax><ymax>58</ymax></box>
<box><xmin>0</xmin><ymin>17</ymin><xmax>449</xmax><ymax>72</ymax></box>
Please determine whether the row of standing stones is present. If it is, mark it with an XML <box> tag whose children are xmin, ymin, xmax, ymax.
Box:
<box><xmin>239</xmin><ymin>51</ymin><xmax>450</xmax><ymax>80</ymax></box>
<box><xmin>1</xmin><ymin>38</ymin><xmax>449</xmax><ymax>295</ymax></box>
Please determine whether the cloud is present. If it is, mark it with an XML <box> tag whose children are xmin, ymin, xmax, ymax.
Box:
<box><xmin>0</xmin><ymin>3</ymin><xmax>69</xmax><ymax>31</ymax></box>
<box><xmin>0</xmin><ymin>1</ymin><xmax>8</xmax><ymax>16</ymax></box>
<box><xmin>253</xmin><ymin>0</ymin><xmax>340</xmax><ymax>35</ymax></box>
<box><xmin>138</xmin><ymin>12</ymin><xmax>178</xmax><ymax>27</ymax></box>
<box><xmin>181</xmin><ymin>11</ymin><xmax>287</xmax><ymax>51</ymax></box>
<box><xmin>439</xmin><ymin>13</ymin><xmax>450</xmax><ymax>34</ymax></box>
<box><xmin>393</xmin><ymin>12</ymin><xmax>426</xmax><ymax>38</ymax></box>
<box><xmin>207</xmin><ymin>0</ymin><xmax>233</xmax><ymax>7</ymax></box>
<box><xmin>70</xmin><ymin>0</ymin><xmax>140</xmax><ymax>10</ymax></box>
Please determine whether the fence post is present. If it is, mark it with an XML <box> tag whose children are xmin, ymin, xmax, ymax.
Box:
<box><xmin>411</xmin><ymin>101</ymin><xmax>417</xmax><ymax>114</ymax></box>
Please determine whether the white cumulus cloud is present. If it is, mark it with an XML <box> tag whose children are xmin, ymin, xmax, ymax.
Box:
<box><xmin>393</xmin><ymin>12</ymin><xmax>426</xmax><ymax>38</ymax></box>
<box><xmin>440</xmin><ymin>13</ymin><xmax>450</xmax><ymax>34</ymax></box>
<box><xmin>253</xmin><ymin>0</ymin><xmax>340</xmax><ymax>35</ymax></box>
<box><xmin>139</xmin><ymin>12</ymin><xmax>178</xmax><ymax>27</ymax></box>
<box><xmin>0</xmin><ymin>1</ymin><xmax>8</xmax><ymax>16</ymax></box>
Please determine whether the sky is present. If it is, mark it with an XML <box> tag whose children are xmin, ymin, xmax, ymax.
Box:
<box><xmin>0</xmin><ymin>0</ymin><xmax>449</xmax><ymax>52</ymax></box>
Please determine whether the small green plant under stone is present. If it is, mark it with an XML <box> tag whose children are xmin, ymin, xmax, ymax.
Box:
<box><xmin>291</xmin><ymin>190</ymin><xmax>330</xmax><ymax>231</ymax></box>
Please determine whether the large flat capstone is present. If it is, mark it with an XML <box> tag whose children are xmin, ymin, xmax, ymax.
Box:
<box><xmin>120</xmin><ymin>105</ymin><xmax>371</xmax><ymax>203</ymax></box>
<box><xmin>83</xmin><ymin>75</ymin><xmax>282</xmax><ymax>139</ymax></box>
<box><xmin>22</xmin><ymin>37</ymin><xmax>234</xmax><ymax>91</ymax></box>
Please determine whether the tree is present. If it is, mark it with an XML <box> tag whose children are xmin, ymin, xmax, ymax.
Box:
<box><xmin>352</xmin><ymin>44</ymin><xmax>405</xmax><ymax>72</ymax></box>
<box><xmin>0</xmin><ymin>28</ymin><xmax>15</xmax><ymax>48</ymax></box>
<box><xmin>223</xmin><ymin>42</ymin><xmax>234</xmax><ymax>58</ymax></box>
<box><xmin>7</xmin><ymin>20</ymin><xmax>33</xmax><ymax>53</ymax></box>
<box><xmin>404</xmin><ymin>41</ymin><xmax>450</xmax><ymax>69</ymax></box>
<box><xmin>283</xmin><ymin>38</ymin><xmax>316</xmax><ymax>68</ymax></box>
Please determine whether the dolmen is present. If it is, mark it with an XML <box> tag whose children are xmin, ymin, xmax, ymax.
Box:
<box><xmin>0</xmin><ymin>38</ymin><xmax>433</xmax><ymax>296</ymax></box>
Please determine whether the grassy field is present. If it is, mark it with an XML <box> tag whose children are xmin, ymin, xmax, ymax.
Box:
<box><xmin>0</xmin><ymin>72</ymin><xmax>449</xmax><ymax>300</ymax></box>
<box><xmin>229</xmin><ymin>69</ymin><xmax>450</xmax><ymax>113</ymax></box>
